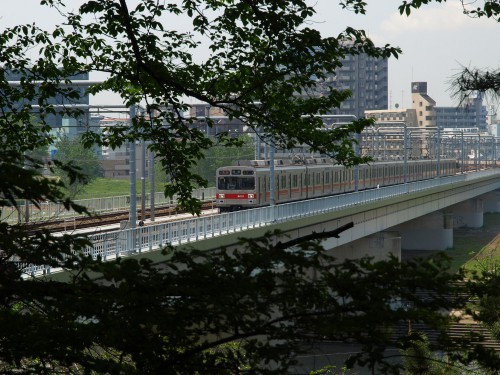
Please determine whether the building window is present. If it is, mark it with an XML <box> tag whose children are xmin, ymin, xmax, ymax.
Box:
<box><xmin>419</xmin><ymin>102</ymin><xmax>423</xmax><ymax>107</ymax></box>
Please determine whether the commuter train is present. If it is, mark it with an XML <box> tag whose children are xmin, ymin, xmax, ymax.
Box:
<box><xmin>216</xmin><ymin>157</ymin><xmax>458</xmax><ymax>212</ymax></box>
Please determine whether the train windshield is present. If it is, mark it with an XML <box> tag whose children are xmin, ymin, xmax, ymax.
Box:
<box><xmin>218</xmin><ymin>176</ymin><xmax>255</xmax><ymax>190</ymax></box>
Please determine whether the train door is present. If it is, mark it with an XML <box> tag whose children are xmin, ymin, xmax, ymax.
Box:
<box><xmin>273</xmin><ymin>174</ymin><xmax>279</xmax><ymax>204</ymax></box>
<box><xmin>299</xmin><ymin>171</ymin><xmax>303</xmax><ymax>199</ymax></box>
<box><xmin>256</xmin><ymin>176</ymin><xmax>261</xmax><ymax>205</ymax></box>
<box><xmin>324</xmin><ymin>169</ymin><xmax>331</xmax><ymax>194</ymax></box>
<box><xmin>262</xmin><ymin>175</ymin><xmax>267</xmax><ymax>205</ymax></box>
<box><xmin>361</xmin><ymin>166</ymin><xmax>367</xmax><ymax>189</ymax></box>
<box><xmin>322</xmin><ymin>169</ymin><xmax>326</xmax><ymax>195</ymax></box>
<box><xmin>329</xmin><ymin>169</ymin><xmax>334</xmax><ymax>193</ymax></box>
<box><xmin>305</xmin><ymin>171</ymin><xmax>310</xmax><ymax>198</ymax></box>
<box><xmin>365</xmin><ymin>166</ymin><xmax>372</xmax><ymax>188</ymax></box>
<box><xmin>348</xmin><ymin>168</ymin><xmax>354</xmax><ymax>191</ymax></box>
<box><xmin>278</xmin><ymin>172</ymin><xmax>287</xmax><ymax>203</ymax></box>
<box><xmin>340</xmin><ymin>169</ymin><xmax>345</xmax><ymax>193</ymax></box>
<box><xmin>334</xmin><ymin>170</ymin><xmax>340</xmax><ymax>193</ymax></box>
<box><xmin>358</xmin><ymin>168</ymin><xmax>364</xmax><ymax>190</ymax></box>
<box><xmin>314</xmin><ymin>170</ymin><xmax>321</xmax><ymax>197</ymax></box>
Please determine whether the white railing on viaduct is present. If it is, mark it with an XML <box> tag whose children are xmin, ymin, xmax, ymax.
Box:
<box><xmin>24</xmin><ymin>169</ymin><xmax>500</xmax><ymax>277</ymax></box>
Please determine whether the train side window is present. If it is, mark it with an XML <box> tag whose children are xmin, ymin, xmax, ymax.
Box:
<box><xmin>281</xmin><ymin>175</ymin><xmax>286</xmax><ymax>188</ymax></box>
<box><xmin>325</xmin><ymin>172</ymin><xmax>330</xmax><ymax>184</ymax></box>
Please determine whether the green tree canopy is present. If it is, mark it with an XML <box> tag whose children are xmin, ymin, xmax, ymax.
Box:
<box><xmin>1</xmin><ymin>1</ymin><xmax>500</xmax><ymax>374</ymax></box>
<box><xmin>53</xmin><ymin>134</ymin><xmax>103</xmax><ymax>198</ymax></box>
<box><xmin>1</xmin><ymin>0</ymin><xmax>400</xmax><ymax>212</ymax></box>
<box><xmin>191</xmin><ymin>134</ymin><xmax>256</xmax><ymax>187</ymax></box>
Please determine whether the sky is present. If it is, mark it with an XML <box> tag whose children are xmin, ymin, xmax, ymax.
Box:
<box><xmin>0</xmin><ymin>0</ymin><xmax>498</xmax><ymax>109</ymax></box>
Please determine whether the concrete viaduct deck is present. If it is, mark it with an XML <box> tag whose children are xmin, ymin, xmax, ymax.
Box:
<box><xmin>178</xmin><ymin>169</ymin><xmax>500</xmax><ymax>258</ymax></box>
<box><xmin>43</xmin><ymin>169</ymin><xmax>500</xmax><ymax>280</ymax></box>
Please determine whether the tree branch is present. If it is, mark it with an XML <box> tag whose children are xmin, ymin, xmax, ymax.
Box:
<box><xmin>275</xmin><ymin>221</ymin><xmax>354</xmax><ymax>251</ymax></box>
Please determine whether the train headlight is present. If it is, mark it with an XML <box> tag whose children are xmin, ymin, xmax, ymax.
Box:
<box><xmin>218</xmin><ymin>194</ymin><xmax>225</xmax><ymax>198</ymax></box>
<box><xmin>248</xmin><ymin>193</ymin><xmax>255</xmax><ymax>199</ymax></box>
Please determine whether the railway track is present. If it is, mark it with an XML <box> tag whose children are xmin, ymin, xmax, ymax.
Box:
<box><xmin>23</xmin><ymin>201</ymin><xmax>217</xmax><ymax>234</ymax></box>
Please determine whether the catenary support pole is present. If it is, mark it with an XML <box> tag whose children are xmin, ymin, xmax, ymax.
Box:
<box><xmin>140</xmin><ymin>110</ymin><xmax>146</xmax><ymax>224</ymax></box>
<box><xmin>149</xmin><ymin>112</ymin><xmax>155</xmax><ymax>221</ymax></box>
<box><xmin>129</xmin><ymin>104</ymin><xmax>137</xmax><ymax>230</ymax></box>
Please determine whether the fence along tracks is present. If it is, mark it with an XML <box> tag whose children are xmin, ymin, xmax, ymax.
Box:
<box><xmin>1</xmin><ymin>187</ymin><xmax>216</xmax><ymax>231</ymax></box>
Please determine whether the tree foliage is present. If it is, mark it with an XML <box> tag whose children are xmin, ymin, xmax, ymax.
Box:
<box><xmin>2</xmin><ymin>0</ymin><xmax>400</xmax><ymax>212</ymax></box>
<box><xmin>1</xmin><ymin>233</ymin><xmax>492</xmax><ymax>375</ymax></box>
<box><xmin>449</xmin><ymin>67</ymin><xmax>500</xmax><ymax>106</ymax></box>
<box><xmin>53</xmin><ymin>134</ymin><xmax>103</xmax><ymax>198</ymax></box>
<box><xmin>344</xmin><ymin>0</ymin><xmax>499</xmax><ymax>104</ymax></box>
<box><xmin>397</xmin><ymin>0</ymin><xmax>500</xmax><ymax>104</ymax></box>
<box><xmin>190</xmin><ymin>135</ymin><xmax>255</xmax><ymax>187</ymax></box>
<box><xmin>1</xmin><ymin>1</ymin><xmax>500</xmax><ymax>374</ymax></box>
<box><xmin>398</xmin><ymin>0</ymin><xmax>499</xmax><ymax>21</ymax></box>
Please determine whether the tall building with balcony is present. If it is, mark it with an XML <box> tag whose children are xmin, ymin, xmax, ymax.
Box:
<box><xmin>316</xmin><ymin>53</ymin><xmax>389</xmax><ymax>118</ymax></box>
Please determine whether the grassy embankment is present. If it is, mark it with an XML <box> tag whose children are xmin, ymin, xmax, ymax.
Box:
<box><xmin>410</xmin><ymin>213</ymin><xmax>500</xmax><ymax>274</ymax></box>
<box><xmin>74</xmin><ymin>178</ymin><xmax>153</xmax><ymax>199</ymax></box>
<box><xmin>452</xmin><ymin>213</ymin><xmax>500</xmax><ymax>274</ymax></box>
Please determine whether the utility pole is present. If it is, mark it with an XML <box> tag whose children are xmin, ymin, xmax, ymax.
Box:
<box><xmin>129</xmin><ymin>104</ymin><xmax>137</xmax><ymax>230</ymax></box>
<box><xmin>140</xmin><ymin>109</ymin><xmax>146</xmax><ymax>224</ymax></box>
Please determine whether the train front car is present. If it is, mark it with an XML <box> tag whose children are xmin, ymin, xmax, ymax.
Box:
<box><xmin>216</xmin><ymin>166</ymin><xmax>258</xmax><ymax>212</ymax></box>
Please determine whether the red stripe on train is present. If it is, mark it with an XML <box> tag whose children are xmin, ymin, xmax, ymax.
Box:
<box><xmin>217</xmin><ymin>193</ymin><xmax>254</xmax><ymax>199</ymax></box>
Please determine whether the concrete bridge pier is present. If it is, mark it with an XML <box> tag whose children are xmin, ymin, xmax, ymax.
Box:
<box><xmin>391</xmin><ymin>211</ymin><xmax>454</xmax><ymax>251</ymax></box>
<box><xmin>448</xmin><ymin>198</ymin><xmax>483</xmax><ymax>228</ymax></box>
<box><xmin>481</xmin><ymin>191</ymin><xmax>500</xmax><ymax>213</ymax></box>
<box><xmin>323</xmin><ymin>231</ymin><xmax>401</xmax><ymax>262</ymax></box>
